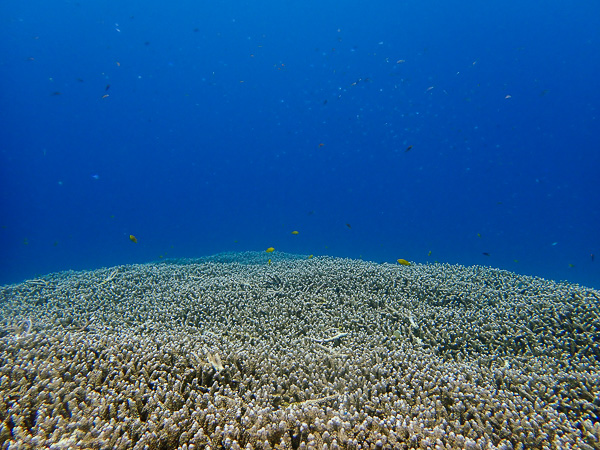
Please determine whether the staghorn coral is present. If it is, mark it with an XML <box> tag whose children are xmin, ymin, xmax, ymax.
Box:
<box><xmin>0</xmin><ymin>251</ymin><xmax>599</xmax><ymax>449</ymax></box>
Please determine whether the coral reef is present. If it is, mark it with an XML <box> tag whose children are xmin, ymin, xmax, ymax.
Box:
<box><xmin>1</xmin><ymin>252</ymin><xmax>599</xmax><ymax>449</ymax></box>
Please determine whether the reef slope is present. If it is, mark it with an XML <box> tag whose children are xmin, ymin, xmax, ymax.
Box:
<box><xmin>1</xmin><ymin>252</ymin><xmax>599</xmax><ymax>449</ymax></box>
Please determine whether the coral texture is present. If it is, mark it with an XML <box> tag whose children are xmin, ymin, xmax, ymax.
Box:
<box><xmin>1</xmin><ymin>252</ymin><xmax>599</xmax><ymax>449</ymax></box>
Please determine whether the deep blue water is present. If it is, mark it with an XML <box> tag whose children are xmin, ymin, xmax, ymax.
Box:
<box><xmin>1</xmin><ymin>0</ymin><xmax>599</xmax><ymax>288</ymax></box>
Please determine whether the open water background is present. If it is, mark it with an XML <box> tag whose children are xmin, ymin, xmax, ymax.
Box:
<box><xmin>1</xmin><ymin>0</ymin><xmax>598</xmax><ymax>287</ymax></box>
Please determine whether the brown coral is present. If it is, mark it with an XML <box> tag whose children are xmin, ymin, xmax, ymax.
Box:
<box><xmin>0</xmin><ymin>252</ymin><xmax>599</xmax><ymax>449</ymax></box>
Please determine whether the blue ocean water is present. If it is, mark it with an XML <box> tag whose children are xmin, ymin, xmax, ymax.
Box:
<box><xmin>1</xmin><ymin>0</ymin><xmax>598</xmax><ymax>288</ymax></box>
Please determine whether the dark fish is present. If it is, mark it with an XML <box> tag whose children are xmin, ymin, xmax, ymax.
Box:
<box><xmin>405</xmin><ymin>145</ymin><xmax>413</xmax><ymax>152</ymax></box>
<box><xmin>592</xmin><ymin>253</ymin><xmax>595</xmax><ymax>262</ymax></box>
<box><xmin>482</xmin><ymin>252</ymin><xmax>490</xmax><ymax>256</ymax></box>
<box><xmin>105</xmin><ymin>84</ymin><xmax>110</xmax><ymax>91</ymax></box>
<box><xmin>346</xmin><ymin>223</ymin><xmax>352</xmax><ymax>229</ymax></box>
<box><xmin>51</xmin><ymin>92</ymin><xmax>61</xmax><ymax>96</ymax></box>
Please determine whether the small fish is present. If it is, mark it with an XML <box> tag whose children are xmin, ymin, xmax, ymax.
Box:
<box><xmin>345</xmin><ymin>223</ymin><xmax>352</xmax><ymax>229</ymax></box>
<box><xmin>427</xmin><ymin>250</ymin><xmax>432</xmax><ymax>256</ymax></box>
<box><xmin>591</xmin><ymin>253</ymin><xmax>595</xmax><ymax>262</ymax></box>
<box><xmin>105</xmin><ymin>84</ymin><xmax>111</xmax><ymax>91</ymax></box>
<box><xmin>268</xmin><ymin>259</ymin><xmax>271</xmax><ymax>265</ymax></box>
<box><xmin>129</xmin><ymin>235</ymin><xmax>137</xmax><ymax>243</ymax></box>
<box><xmin>308</xmin><ymin>254</ymin><xmax>313</xmax><ymax>259</ymax></box>
<box><xmin>397</xmin><ymin>259</ymin><xmax>411</xmax><ymax>266</ymax></box>
<box><xmin>568</xmin><ymin>263</ymin><xmax>574</xmax><ymax>268</ymax></box>
<box><xmin>91</xmin><ymin>174</ymin><xmax>100</xmax><ymax>180</ymax></box>
<box><xmin>51</xmin><ymin>92</ymin><xmax>62</xmax><ymax>96</ymax></box>
<box><xmin>482</xmin><ymin>252</ymin><xmax>490</xmax><ymax>256</ymax></box>
<box><xmin>291</xmin><ymin>231</ymin><xmax>299</xmax><ymax>235</ymax></box>
<box><xmin>477</xmin><ymin>233</ymin><xmax>481</xmax><ymax>238</ymax></box>
<box><xmin>405</xmin><ymin>145</ymin><xmax>413</xmax><ymax>152</ymax></box>
<box><xmin>266</xmin><ymin>247</ymin><xmax>275</xmax><ymax>253</ymax></box>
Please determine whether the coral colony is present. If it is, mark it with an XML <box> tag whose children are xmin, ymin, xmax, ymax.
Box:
<box><xmin>1</xmin><ymin>252</ymin><xmax>599</xmax><ymax>448</ymax></box>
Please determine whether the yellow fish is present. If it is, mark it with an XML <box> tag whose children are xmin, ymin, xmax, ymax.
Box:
<box><xmin>129</xmin><ymin>235</ymin><xmax>137</xmax><ymax>243</ymax></box>
<box><xmin>427</xmin><ymin>250</ymin><xmax>432</xmax><ymax>256</ymax></box>
<box><xmin>266</xmin><ymin>247</ymin><xmax>275</xmax><ymax>253</ymax></box>
<box><xmin>291</xmin><ymin>230</ymin><xmax>299</xmax><ymax>235</ymax></box>
<box><xmin>397</xmin><ymin>258</ymin><xmax>411</xmax><ymax>266</ymax></box>
<box><xmin>268</xmin><ymin>259</ymin><xmax>271</xmax><ymax>265</ymax></box>
<box><xmin>308</xmin><ymin>254</ymin><xmax>313</xmax><ymax>259</ymax></box>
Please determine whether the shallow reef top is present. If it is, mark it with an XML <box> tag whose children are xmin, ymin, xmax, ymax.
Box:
<box><xmin>1</xmin><ymin>252</ymin><xmax>599</xmax><ymax>449</ymax></box>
